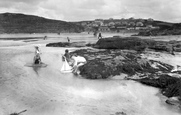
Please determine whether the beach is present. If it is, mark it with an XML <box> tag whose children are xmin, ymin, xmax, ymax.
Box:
<box><xmin>0</xmin><ymin>33</ymin><xmax>181</xmax><ymax>115</ymax></box>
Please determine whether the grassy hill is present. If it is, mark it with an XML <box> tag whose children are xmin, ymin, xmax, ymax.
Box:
<box><xmin>0</xmin><ymin>13</ymin><xmax>84</xmax><ymax>33</ymax></box>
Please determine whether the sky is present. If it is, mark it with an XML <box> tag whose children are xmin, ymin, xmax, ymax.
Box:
<box><xmin>0</xmin><ymin>0</ymin><xmax>181</xmax><ymax>23</ymax></box>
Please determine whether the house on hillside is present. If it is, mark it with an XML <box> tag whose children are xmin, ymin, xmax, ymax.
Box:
<box><xmin>129</xmin><ymin>22</ymin><xmax>136</xmax><ymax>27</ymax></box>
<box><xmin>92</xmin><ymin>23</ymin><xmax>99</xmax><ymax>27</ymax></box>
<box><xmin>94</xmin><ymin>19</ymin><xmax>104</xmax><ymax>26</ymax></box>
<box><xmin>147</xmin><ymin>25</ymin><xmax>154</xmax><ymax>29</ymax></box>
<box><xmin>121</xmin><ymin>21</ymin><xmax>129</xmax><ymax>26</ymax></box>
<box><xmin>129</xmin><ymin>17</ymin><xmax>134</xmax><ymax>20</ymax></box>
<box><xmin>135</xmin><ymin>27</ymin><xmax>147</xmax><ymax>30</ymax></box>
<box><xmin>108</xmin><ymin>22</ymin><xmax>115</xmax><ymax>26</ymax></box>
<box><xmin>136</xmin><ymin>22</ymin><xmax>144</xmax><ymax>27</ymax></box>
<box><xmin>147</xmin><ymin>18</ymin><xmax>154</xmax><ymax>21</ymax></box>
<box><xmin>116</xmin><ymin>26</ymin><xmax>127</xmax><ymax>32</ymax></box>
<box><xmin>98</xmin><ymin>26</ymin><xmax>110</xmax><ymax>32</ymax></box>
<box><xmin>81</xmin><ymin>22</ymin><xmax>87</xmax><ymax>26</ymax></box>
<box><xmin>127</xmin><ymin>27</ymin><xmax>135</xmax><ymax>30</ymax></box>
<box><xmin>85</xmin><ymin>27</ymin><xmax>93</xmax><ymax>32</ymax></box>
<box><xmin>115</xmin><ymin>22</ymin><xmax>121</xmax><ymax>25</ymax></box>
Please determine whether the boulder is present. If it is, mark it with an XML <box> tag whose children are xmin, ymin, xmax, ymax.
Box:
<box><xmin>166</xmin><ymin>97</ymin><xmax>181</xmax><ymax>106</ymax></box>
<box><xmin>95</xmin><ymin>36</ymin><xmax>181</xmax><ymax>53</ymax></box>
<box><xmin>46</xmin><ymin>42</ymin><xmax>69</xmax><ymax>47</ymax></box>
<box><xmin>95</xmin><ymin>37</ymin><xmax>150</xmax><ymax>51</ymax></box>
<box><xmin>46</xmin><ymin>42</ymin><xmax>86</xmax><ymax>47</ymax></box>
<box><xmin>71</xmin><ymin>49</ymin><xmax>173</xmax><ymax>79</ymax></box>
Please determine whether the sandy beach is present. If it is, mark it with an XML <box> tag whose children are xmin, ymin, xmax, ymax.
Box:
<box><xmin>0</xmin><ymin>33</ymin><xmax>181</xmax><ymax>115</ymax></box>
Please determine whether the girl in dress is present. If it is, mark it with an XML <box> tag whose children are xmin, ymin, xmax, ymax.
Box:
<box><xmin>34</xmin><ymin>46</ymin><xmax>42</xmax><ymax>64</ymax></box>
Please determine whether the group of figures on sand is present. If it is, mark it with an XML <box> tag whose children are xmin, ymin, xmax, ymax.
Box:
<box><xmin>33</xmin><ymin>46</ymin><xmax>86</xmax><ymax>75</ymax></box>
<box><xmin>61</xmin><ymin>49</ymin><xmax>87</xmax><ymax>74</ymax></box>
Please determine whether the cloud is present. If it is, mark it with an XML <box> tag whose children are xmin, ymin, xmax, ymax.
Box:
<box><xmin>0</xmin><ymin>0</ymin><xmax>180</xmax><ymax>22</ymax></box>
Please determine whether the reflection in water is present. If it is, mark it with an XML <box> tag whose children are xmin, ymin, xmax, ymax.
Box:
<box><xmin>32</xmin><ymin>66</ymin><xmax>40</xmax><ymax>76</ymax></box>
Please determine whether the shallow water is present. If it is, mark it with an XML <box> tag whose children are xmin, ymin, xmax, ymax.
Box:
<box><xmin>0</xmin><ymin>33</ymin><xmax>181</xmax><ymax>115</ymax></box>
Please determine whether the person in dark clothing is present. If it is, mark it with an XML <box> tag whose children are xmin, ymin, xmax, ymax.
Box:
<box><xmin>67</xmin><ymin>37</ymin><xmax>70</xmax><ymax>43</ymax></box>
<box><xmin>93</xmin><ymin>31</ymin><xmax>97</xmax><ymax>37</ymax></box>
<box><xmin>62</xmin><ymin>49</ymin><xmax>72</xmax><ymax>64</ymax></box>
<box><xmin>98</xmin><ymin>32</ymin><xmax>102</xmax><ymax>39</ymax></box>
<box><xmin>171</xmin><ymin>45</ymin><xmax>175</xmax><ymax>55</ymax></box>
<box><xmin>44</xmin><ymin>36</ymin><xmax>47</xmax><ymax>40</ymax></box>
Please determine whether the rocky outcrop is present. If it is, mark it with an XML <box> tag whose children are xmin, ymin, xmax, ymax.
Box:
<box><xmin>46</xmin><ymin>41</ymin><xmax>86</xmax><ymax>47</ymax></box>
<box><xmin>71</xmin><ymin>48</ymin><xmax>181</xmax><ymax>107</ymax></box>
<box><xmin>95</xmin><ymin>37</ymin><xmax>181</xmax><ymax>53</ymax></box>
<box><xmin>166</xmin><ymin>97</ymin><xmax>181</xmax><ymax>107</ymax></box>
<box><xmin>46</xmin><ymin>36</ymin><xmax>181</xmax><ymax>53</ymax></box>
<box><xmin>135</xmin><ymin>74</ymin><xmax>181</xmax><ymax>107</ymax></box>
<box><xmin>136</xmin><ymin>74</ymin><xmax>181</xmax><ymax>96</ymax></box>
<box><xmin>95</xmin><ymin>37</ymin><xmax>151</xmax><ymax>51</ymax></box>
<box><xmin>70</xmin><ymin>49</ymin><xmax>173</xmax><ymax>79</ymax></box>
<box><xmin>46</xmin><ymin>36</ymin><xmax>181</xmax><ymax>107</ymax></box>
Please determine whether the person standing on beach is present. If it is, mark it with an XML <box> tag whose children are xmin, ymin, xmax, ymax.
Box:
<box><xmin>44</xmin><ymin>36</ymin><xmax>47</xmax><ymax>40</ymax></box>
<box><xmin>67</xmin><ymin>37</ymin><xmax>70</xmax><ymax>43</ymax></box>
<box><xmin>93</xmin><ymin>31</ymin><xmax>97</xmax><ymax>37</ymax></box>
<box><xmin>171</xmin><ymin>45</ymin><xmax>175</xmax><ymax>55</ymax></box>
<box><xmin>98</xmin><ymin>32</ymin><xmax>102</xmax><ymax>39</ymax></box>
<box><xmin>62</xmin><ymin>49</ymin><xmax>71</xmax><ymax>64</ymax></box>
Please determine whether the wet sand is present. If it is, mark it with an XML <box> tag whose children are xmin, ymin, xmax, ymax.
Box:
<box><xmin>0</xmin><ymin>36</ymin><xmax>181</xmax><ymax>115</ymax></box>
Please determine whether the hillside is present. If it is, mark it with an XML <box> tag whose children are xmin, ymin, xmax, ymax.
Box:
<box><xmin>74</xmin><ymin>18</ymin><xmax>181</xmax><ymax>36</ymax></box>
<box><xmin>0</xmin><ymin>13</ymin><xmax>84</xmax><ymax>33</ymax></box>
<box><xmin>136</xmin><ymin>22</ymin><xmax>181</xmax><ymax>36</ymax></box>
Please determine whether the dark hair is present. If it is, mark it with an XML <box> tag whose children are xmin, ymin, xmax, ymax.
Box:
<box><xmin>65</xmin><ymin>49</ymin><xmax>69</xmax><ymax>53</ymax></box>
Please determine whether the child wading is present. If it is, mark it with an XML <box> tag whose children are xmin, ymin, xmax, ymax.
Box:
<box><xmin>34</xmin><ymin>46</ymin><xmax>42</xmax><ymax>64</ymax></box>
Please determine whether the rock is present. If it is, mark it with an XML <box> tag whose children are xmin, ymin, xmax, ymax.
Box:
<box><xmin>46</xmin><ymin>42</ymin><xmax>69</xmax><ymax>47</ymax></box>
<box><xmin>136</xmin><ymin>74</ymin><xmax>181</xmax><ymax>105</ymax></box>
<box><xmin>95</xmin><ymin>37</ymin><xmax>150</xmax><ymax>51</ymax></box>
<box><xmin>95</xmin><ymin>36</ymin><xmax>181</xmax><ymax>53</ymax></box>
<box><xmin>46</xmin><ymin>37</ymin><xmax>181</xmax><ymax>53</ymax></box>
<box><xmin>46</xmin><ymin>42</ymin><xmax>86</xmax><ymax>47</ymax></box>
<box><xmin>70</xmin><ymin>47</ymin><xmax>181</xmax><ymax>107</ymax></box>
<box><xmin>115</xmin><ymin>111</ymin><xmax>127</xmax><ymax>115</ymax></box>
<box><xmin>166</xmin><ymin>97</ymin><xmax>181</xmax><ymax>106</ymax></box>
<box><xmin>70</xmin><ymin>41</ymin><xmax>86</xmax><ymax>47</ymax></box>
<box><xmin>70</xmin><ymin>49</ymin><xmax>173</xmax><ymax>79</ymax></box>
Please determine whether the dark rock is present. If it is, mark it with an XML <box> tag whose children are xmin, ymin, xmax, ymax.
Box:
<box><xmin>70</xmin><ymin>49</ymin><xmax>173</xmax><ymax>79</ymax></box>
<box><xmin>136</xmin><ymin>74</ymin><xmax>181</xmax><ymax>99</ymax></box>
<box><xmin>46</xmin><ymin>42</ymin><xmax>70</xmax><ymax>47</ymax></box>
<box><xmin>46</xmin><ymin>41</ymin><xmax>86</xmax><ymax>47</ymax></box>
<box><xmin>46</xmin><ymin>36</ymin><xmax>181</xmax><ymax>53</ymax></box>
<box><xmin>71</xmin><ymin>48</ymin><xmax>181</xmax><ymax>107</ymax></box>
<box><xmin>95</xmin><ymin>36</ymin><xmax>181</xmax><ymax>53</ymax></box>
<box><xmin>115</xmin><ymin>111</ymin><xmax>127</xmax><ymax>115</ymax></box>
<box><xmin>166</xmin><ymin>97</ymin><xmax>181</xmax><ymax>106</ymax></box>
<box><xmin>95</xmin><ymin>37</ymin><xmax>150</xmax><ymax>51</ymax></box>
